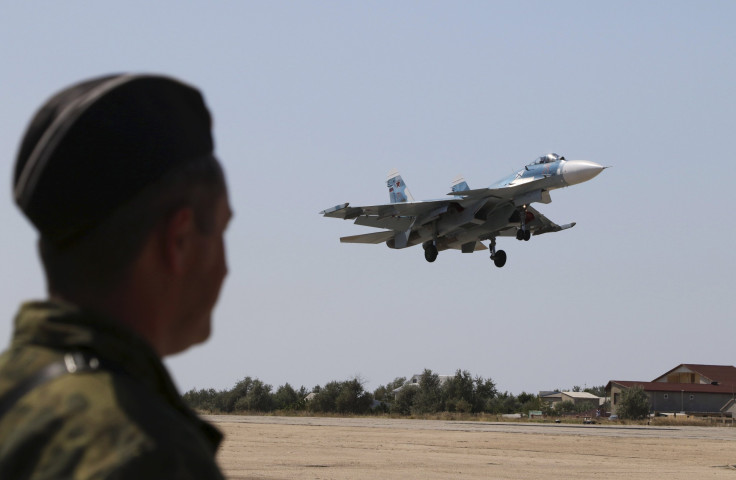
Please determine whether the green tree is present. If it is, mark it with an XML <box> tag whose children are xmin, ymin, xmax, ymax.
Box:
<box><xmin>374</xmin><ymin>377</ymin><xmax>406</xmax><ymax>403</ymax></box>
<box><xmin>584</xmin><ymin>385</ymin><xmax>606</xmax><ymax>397</ymax></box>
<box><xmin>517</xmin><ymin>392</ymin><xmax>542</xmax><ymax>414</ymax></box>
<box><xmin>574</xmin><ymin>401</ymin><xmax>596</xmax><ymax>413</ymax></box>
<box><xmin>443</xmin><ymin>370</ymin><xmax>498</xmax><ymax>413</ymax></box>
<box><xmin>234</xmin><ymin>379</ymin><xmax>273</xmax><ymax>412</ymax></box>
<box><xmin>309</xmin><ymin>379</ymin><xmax>373</xmax><ymax>414</ymax></box>
<box><xmin>487</xmin><ymin>391</ymin><xmax>520</xmax><ymax>414</ymax></box>
<box><xmin>444</xmin><ymin>370</ymin><xmax>473</xmax><ymax>412</ymax></box>
<box><xmin>473</xmin><ymin>376</ymin><xmax>498</xmax><ymax>413</ymax></box>
<box><xmin>393</xmin><ymin>384</ymin><xmax>418</xmax><ymax>415</ymax></box>
<box><xmin>310</xmin><ymin>381</ymin><xmax>341</xmax><ymax>413</ymax></box>
<box><xmin>412</xmin><ymin>369</ymin><xmax>445</xmax><ymax>414</ymax></box>
<box><xmin>222</xmin><ymin>377</ymin><xmax>254</xmax><ymax>412</ymax></box>
<box><xmin>335</xmin><ymin>378</ymin><xmax>373</xmax><ymax>414</ymax></box>
<box><xmin>617</xmin><ymin>386</ymin><xmax>650</xmax><ymax>420</ymax></box>
<box><xmin>554</xmin><ymin>400</ymin><xmax>576</xmax><ymax>414</ymax></box>
<box><xmin>273</xmin><ymin>383</ymin><xmax>303</xmax><ymax>410</ymax></box>
<box><xmin>445</xmin><ymin>370</ymin><xmax>474</xmax><ymax>404</ymax></box>
<box><xmin>183</xmin><ymin>387</ymin><xmax>219</xmax><ymax>412</ymax></box>
<box><xmin>516</xmin><ymin>392</ymin><xmax>536</xmax><ymax>404</ymax></box>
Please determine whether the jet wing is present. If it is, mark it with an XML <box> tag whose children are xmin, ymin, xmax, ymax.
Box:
<box><xmin>358</xmin><ymin>199</ymin><xmax>457</xmax><ymax>216</ymax></box>
<box><xmin>354</xmin><ymin>215</ymin><xmax>414</xmax><ymax>231</ymax></box>
<box><xmin>527</xmin><ymin>206</ymin><xmax>576</xmax><ymax>236</ymax></box>
<box><xmin>340</xmin><ymin>230</ymin><xmax>395</xmax><ymax>244</ymax></box>
<box><xmin>447</xmin><ymin>184</ymin><xmax>552</xmax><ymax>207</ymax></box>
<box><xmin>320</xmin><ymin>203</ymin><xmax>363</xmax><ymax>219</ymax></box>
<box><xmin>446</xmin><ymin>185</ymin><xmax>521</xmax><ymax>200</ymax></box>
<box><xmin>321</xmin><ymin>199</ymin><xmax>460</xmax><ymax>228</ymax></box>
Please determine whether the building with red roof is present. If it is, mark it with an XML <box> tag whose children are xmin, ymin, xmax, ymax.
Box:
<box><xmin>606</xmin><ymin>364</ymin><xmax>736</xmax><ymax>416</ymax></box>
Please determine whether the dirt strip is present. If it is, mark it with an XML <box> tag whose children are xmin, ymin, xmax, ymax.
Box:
<box><xmin>206</xmin><ymin>415</ymin><xmax>736</xmax><ymax>479</ymax></box>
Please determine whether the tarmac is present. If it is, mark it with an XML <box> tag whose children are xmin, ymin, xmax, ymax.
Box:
<box><xmin>206</xmin><ymin>415</ymin><xmax>736</xmax><ymax>479</ymax></box>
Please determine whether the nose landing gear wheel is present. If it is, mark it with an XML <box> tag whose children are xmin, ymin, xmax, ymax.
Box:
<box><xmin>424</xmin><ymin>244</ymin><xmax>438</xmax><ymax>263</ymax></box>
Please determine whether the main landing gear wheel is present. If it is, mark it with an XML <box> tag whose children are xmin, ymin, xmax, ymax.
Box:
<box><xmin>489</xmin><ymin>238</ymin><xmax>506</xmax><ymax>268</ymax></box>
<box><xmin>424</xmin><ymin>244</ymin><xmax>438</xmax><ymax>263</ymax></box>
<box><xmin>516</xmin><ymin>229</ymin><xmax>531</xmax><ymax>241</ymax></box>
<box><xmin>491</xmin><ymin>250</ymin><xmax>506</xmax><ymax>268</ymax></box>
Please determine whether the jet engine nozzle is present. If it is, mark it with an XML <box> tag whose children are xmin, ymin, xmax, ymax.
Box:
<box><xmin>562</xmin><ymin>160</ymin><xmax>605</xmax><ymax>186</ymax></box>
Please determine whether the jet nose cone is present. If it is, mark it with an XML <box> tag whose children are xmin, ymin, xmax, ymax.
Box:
<box><xmin>562</xmin><ymin>160</ymin><xmax>606</xmax><ymax>186</ymax></box>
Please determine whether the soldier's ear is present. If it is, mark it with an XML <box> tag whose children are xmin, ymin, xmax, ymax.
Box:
<box><xmin>162</xmin><ymin>206</ymin><xmax>197</xmax><ymax>275</ymax></box>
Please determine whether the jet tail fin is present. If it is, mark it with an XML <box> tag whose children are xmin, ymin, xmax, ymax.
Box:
<box><xmin>451</xmin><ymin>175</ymin><xmax>470</xmax><ymax>193</ymax></box>
<box><xmin>387</xmin><ymin>168</ymin><xmax>414</xmax><ymax>203</ymax></box>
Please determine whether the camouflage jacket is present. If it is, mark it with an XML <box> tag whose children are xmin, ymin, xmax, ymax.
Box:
<box><xmin>0</xmin><ymin>301</ymin><xmax>224</xmax><ymax>479</ymax></box>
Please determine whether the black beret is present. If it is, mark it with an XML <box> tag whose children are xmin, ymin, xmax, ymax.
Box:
<box><xmin>13</xmin><ymin>74</ymin><xmax>214</xmax><ymax>245</ymax></box>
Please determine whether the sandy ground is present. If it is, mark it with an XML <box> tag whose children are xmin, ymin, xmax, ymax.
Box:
<box><xmin>205</xmin><ymin>415</ymin><xmax>736</xmax><ymax>479</ymax></box>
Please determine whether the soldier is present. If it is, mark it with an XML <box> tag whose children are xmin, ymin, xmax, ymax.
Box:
<box><xmin>0</xmin><ymin>74</ymin><xmax>231</xmax><ymax>478</ymax></box>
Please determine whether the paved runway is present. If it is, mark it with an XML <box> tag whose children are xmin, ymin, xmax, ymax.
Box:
<box><xmin>205</xmin><ymin>414</ymin><xmax>736</xmax><ymax>440</ymax></box>
<box><xmin>206</xmin><ymin>415</ymin><xmax>736</xmax><ymax>479</ymax></box>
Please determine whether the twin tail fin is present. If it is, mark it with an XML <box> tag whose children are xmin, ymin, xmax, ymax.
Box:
<box><xmin>387</xmin><ymin>168</ymin><xmax>414</xmax><ymax>203</ymax></box>
<box><xmin>451</xmin><ymin>174</ymin><xmax>470</xmax><ymax>193</ymax></box>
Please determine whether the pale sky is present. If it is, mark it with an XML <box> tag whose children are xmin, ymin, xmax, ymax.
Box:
<box><xmin>1</xmin><ymin>1</ymin><xmax>734</xmax><ymax>396</ymax></box>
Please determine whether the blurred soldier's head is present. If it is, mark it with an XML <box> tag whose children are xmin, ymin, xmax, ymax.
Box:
<box><xmin>13</xmin><ymin>74</ymin><xmax>231</xmax><ymax>355</ymax></box>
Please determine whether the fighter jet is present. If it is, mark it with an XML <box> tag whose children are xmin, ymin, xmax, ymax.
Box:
<box><xmin>320</xmin><ymin>153</ymin><xmax>606</xmax><ymax>267</ymax></box>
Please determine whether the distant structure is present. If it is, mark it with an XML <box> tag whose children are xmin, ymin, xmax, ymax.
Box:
<box><xmin>539</xmin><ymin>391</ymin><xmax>604</xmax><ymax>408</ymax></box>
<box><xmin>606</xmin><ymin>364</ymin><xmax>736</xmax><ymax>417</ymax></box>
<box><xmin>392</xmin><ymin>374</ymin><xmax>453</xmax><ymax>394</ymax></box>
<box><xmin>561</xmin><ymin>391</ymin><xmax>605</xmax><ymax>407</ymax></box>
<box><xmin>539</xmin><ymin>391</ymin><xmax>562</xmax><ymax>405</ymax></box>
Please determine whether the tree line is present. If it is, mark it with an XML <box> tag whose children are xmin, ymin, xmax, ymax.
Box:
<box><xmin>183</xmin><ymin>368</ymin><xmax>611</xmax><ymax>417</ymax></box>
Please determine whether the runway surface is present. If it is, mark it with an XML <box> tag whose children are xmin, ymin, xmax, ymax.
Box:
<box><xmin>206</xmin><ymin>415</ymin><xmax>736</xmax><ymax>479</ymax></box>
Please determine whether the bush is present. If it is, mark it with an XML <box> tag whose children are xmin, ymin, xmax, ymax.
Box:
<box><xmin>617</xmin><ymin>386</ymin><xmax>650</xmax><ymax>420</ymax></box>
<box><xmin>310</xmin><ymin>381</ymin><xmax>341</xmax><ymax>413</ymax></box>
<box><xmin>183</xmin><ymin>368</ymin><xmax>502</xmax><ymax>416</ymax></box>
<box><xmin>473</xmin><ymin>377</ymin><xmax>498</xmax><ymax>413</ymax></box>
<box><xmin>310</xmin><ymin>379</ymin><xmax>373</xmax><ymax>414</ymax></box>
<box><xmin>373</xmin><ymin>377</ymin><xmax>406</xmax><ymax>403</ymax></box>
<box><xmin>222</xmin><ymin>377</ymin><xmax>254</xmax><ymax>412</ymax></box>
<box><xmin>336</xmin><ymin>378</ymin><xmax>372</xmax><ymax>414</ymax></box>
<box><xmin>517</xmin><ymin>392</ymin><xmax>543</xmax><ymax>414</ymax></box>
<box><xmin>574</xmin><ymin>401</ymin><xmax>596</xmax><ymax>413</ymax></box>
<box><xmin>411</xmin><ymin>370</ymin><xmax>444</xmax><ymax>414</ymax></box>
<box><xmin>444</xmin><ymin>370</ymin><xmax>498</xmax><ymax>413</ymax></box>
<box><xmin>182</xmin><ymin>388</ymin><xmax>219</xmax><ymax>412</ymax></box>
<box><xmin>273</xmin><ymin>383</ymin><xmax>304</xmax><ymax>410</ymax></box>
<box><xmin>238</xmin><ymin>379</ymin><xmax>274</xmax><ymax>412</ymax></box>
<box><xmin>393</xmin><ymin>385</ymin><xmax>418</xmax><ymax>415</ymax></box>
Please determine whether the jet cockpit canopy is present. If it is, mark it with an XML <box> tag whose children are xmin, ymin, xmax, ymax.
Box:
<box><xmin>531</xmin><ymin>153</ymin><xmax>565</xmax><ymax>165</ymax></box>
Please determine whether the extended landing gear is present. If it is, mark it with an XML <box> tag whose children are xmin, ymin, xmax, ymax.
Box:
<box><xmin>489</xmin><ymin>238</ymin><xmax>506</xmax><ymax>268</ymax></box>
<box><xmin>423</xmin><ymin>242</ymin><xmax>438</xmax><ymax>263</ymax></box>
<box><xmin>516</xmin><ymin>206</ymin><xmax>532</xmax><ymax>241</ymax></box>
<box><xmin>492</xmin><ymin>250</ymin><xmax>507</xmax><ymax>268</ymax></box>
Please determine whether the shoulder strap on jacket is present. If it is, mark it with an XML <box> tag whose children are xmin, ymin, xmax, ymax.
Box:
<box><xmin>0</xmin><ymin>352</ymin><xmax>102</xmax><ymax>419</ymax></box>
